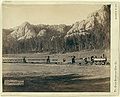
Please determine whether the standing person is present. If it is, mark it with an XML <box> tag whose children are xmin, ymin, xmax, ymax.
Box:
<box><xmin>72</xmin><ymin>56</ymin><xmax>75</xmax><ymax>64</ymax></box>
<box><xmin>102</xmin><ymin>54</ymin><xmax>107</xmax><ymax>65</ymax></box>
<box><xmin>47</xmin><ymin>56</ymin><xmax>50</xmax><ymax>64</ymax></box>
<box><xmin>91</xmin><ymin>56</ymin><xmax>94</xmax><ymax>65</ymax></box>
<box><xmin>63</xmin><ymin>58</ymin><xmax>66</xmax><ymax>62</ymax></box>
<box><xmin>103</xmin><ymin>54</ymin><xmax>105</xmax><ymax>58</ymax></box>
<box><xmin>23</xmin><ymin>56</ymin><xmax>27</xmax><ymax>63</ymax></box>
<box><xmin>84</xmin><ymin>57</ymin><xmax>88</xmax><ymax>64</ymax></box>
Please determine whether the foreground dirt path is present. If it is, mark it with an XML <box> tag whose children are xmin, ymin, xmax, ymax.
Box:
<box><xmin>3</xmin><ymin>64</ymin><xmax>110</xmax><ymax>92</ymax></box>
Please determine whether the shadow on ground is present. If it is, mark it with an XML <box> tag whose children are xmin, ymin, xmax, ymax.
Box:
<box><xmin>3</xmin><ymin>74</ymin><xmax>110</xmax><ymax>92</ymax></box>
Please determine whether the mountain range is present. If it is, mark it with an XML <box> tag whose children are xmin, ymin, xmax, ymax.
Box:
<box><xmin>3</xmin><ymin>5</ymin><xmax>110</xmax><ymax>54</ymax></box>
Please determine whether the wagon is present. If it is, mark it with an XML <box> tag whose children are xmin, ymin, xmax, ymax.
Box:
<box><xmin>93</xmin><ymin>58</ymin><xmax>107</xmax><ymax>65</ymax></box>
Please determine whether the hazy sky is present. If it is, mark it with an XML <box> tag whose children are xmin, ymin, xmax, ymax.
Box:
<box><xmin>3</xmin><ymin>4</ymin><xmax>103</xmax><ymax>29</ymax></box>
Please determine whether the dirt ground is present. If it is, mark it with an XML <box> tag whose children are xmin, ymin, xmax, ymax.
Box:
<box><xmin>3</xmin><ymin>63</ymin><xmax>110</xmax><ymax>92</ymax></box>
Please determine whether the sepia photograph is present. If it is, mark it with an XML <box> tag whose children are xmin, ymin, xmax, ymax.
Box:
<box><xmin>2</xmin><ymin>3</ymin><xmax>111</xmax><ymax>92</ymax></box>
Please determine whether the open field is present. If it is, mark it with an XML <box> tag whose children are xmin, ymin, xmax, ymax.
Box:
<box><xmin>3</xmin><ymin>50</ymin><xmax>110</xmax><ymax>65</ymax></box>
<box><xmin>2</xmin><ymin>50</ymin><xmax>110</xmax><ymax>92</ymax></box>
<box><xmin>3</xmin><ymin>49</ymin><xmax>110</xmax><ymax>59</ymax></box>
<box><xmin>3</xmin><ymin>63</ymin><xmax>110</xmax><ymax>92</ymax></box>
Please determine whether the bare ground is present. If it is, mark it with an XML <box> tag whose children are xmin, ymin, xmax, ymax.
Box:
<box><xmin>3</xmin><ymin>63</ymin><xmax>110</xmax><ymax>92</ymax></box>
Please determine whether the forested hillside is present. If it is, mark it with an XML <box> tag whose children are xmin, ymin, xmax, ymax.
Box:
<box><xmin>3</xmin><ymin>5</ymin><xmax>110</xmax><ymax>54</ymax></box>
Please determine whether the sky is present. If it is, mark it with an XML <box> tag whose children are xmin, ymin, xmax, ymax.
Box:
<box><xmin>2</xmin><ymin>4</ymin><xmax>103</xmax><ymax>29</ymax></box>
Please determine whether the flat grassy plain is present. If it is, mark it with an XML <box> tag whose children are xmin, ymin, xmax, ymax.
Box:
<box><xmin>2</xmin><ymin>50</ymin><xmax>110</xmax><ymax>92</ymax></box>
<box><xmin>3</xmin><ymin>63</ymin><xmax>110</xmax><ymax>92</ymax></box>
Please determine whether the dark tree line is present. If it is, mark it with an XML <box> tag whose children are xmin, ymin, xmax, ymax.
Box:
<box><xmin>3</xmin><ymin>31</ymin><xmax>108</xmax><ymax>54</ymax></box>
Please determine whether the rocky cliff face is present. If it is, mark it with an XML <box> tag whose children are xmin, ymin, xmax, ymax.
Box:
<box><xmin>3</xmin><ymin>5</ymin><xmax>110</xmax><ymax>54</ymax></box>
<box><xmin>9</xmin><ymin>22</ymin><xmax>37</xmax><ymax>40</ymax></box>
<box><xmin>3</xmin><ymin>22</ymin><xmax>71</xmax><ymax>53</ymax></box>
<box><xmin>65</xmin><ymin>5</ymin><xmax>110</xmax><ymax>51</ymax></box>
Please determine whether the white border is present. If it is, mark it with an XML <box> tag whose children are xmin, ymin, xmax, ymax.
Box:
<box><xmin>111</xmin><ymin>3</ymin><xmax>119</xmax><ymax>96</ymax></box>
<box><xmin>0</xmin><ymin>0</ymin><xmax>119</xmax><ymax>97</ymax></box>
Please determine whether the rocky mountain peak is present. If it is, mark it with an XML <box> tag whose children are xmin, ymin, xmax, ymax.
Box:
<box><xmin>65</xmin><ymin>5</ymin><xmax>110</xmax><ymax>50</ymax></box>
<box><xmin>9</xmin><ymin>21</ymin><xmax>36</xmax><ymax>40</ymax></box>
<box><xmin>67</xmin><ymin>5</ymin><xmax>110</xmax><ymax>34</ymax></box>
<box><xmin>37</xmin><ymin>29</ymin><xmax>46</xmax><ymax>37</ymax></box>
<box><xmin>100</xmin><ymin>5</ymin><xmax>110</xmax><ymax>12</ymax></box>
<box><xmin>21</xmin><ymin>21</ymin><xmax>30</xmax><ymax>26</ymax></box>
<box><xmin>3</xmin><ymin>5</ymin><xmax>110</xmax><ymax>54</ymax></box>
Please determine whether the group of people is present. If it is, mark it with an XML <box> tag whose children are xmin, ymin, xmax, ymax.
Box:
<box><xmin>46</xmin><ymin>56</ymin><xmax>76</xmax><ymax>64</ymax></box>
<box><xmin>22</xmin><ymin>54</ymin><xmax>107</xmax><ymax>65</ymax></box>
<box><xmin>65</xmin><ymin>54</ymin><xmax>107</xmax><ymax>65</ymax></box>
